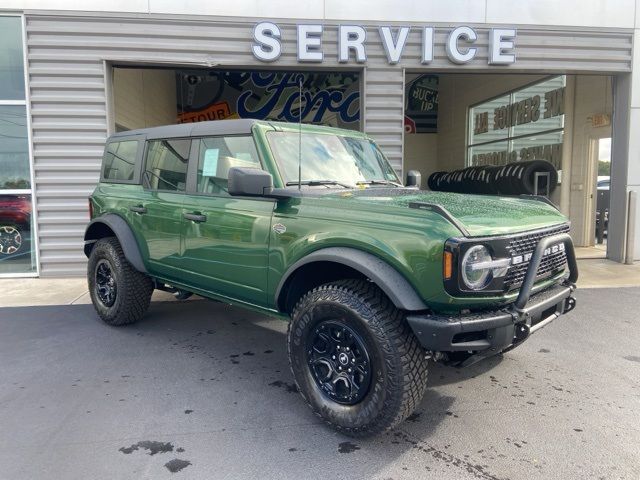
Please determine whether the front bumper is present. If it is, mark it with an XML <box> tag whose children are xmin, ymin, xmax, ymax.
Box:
<box><xmin>407</xmin><ymin>232</ymin><xmax>578</xmax><ymax>355</ymax></box>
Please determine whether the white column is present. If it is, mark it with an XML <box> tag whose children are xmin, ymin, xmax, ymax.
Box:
<box><xmin>620</xmin><ymin>28</ymin><xmax>640</xmax><ymax>261</ymax></box>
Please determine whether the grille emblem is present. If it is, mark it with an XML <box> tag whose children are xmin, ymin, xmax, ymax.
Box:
<box><xmin>511</xmin><ymin>242</ymin><xmax>564</xmax><ymax>266</ymax></box>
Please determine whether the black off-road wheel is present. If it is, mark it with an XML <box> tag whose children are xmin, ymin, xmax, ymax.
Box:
<box><xmin>287</xmin><ymin>279</ymin><xmax>429</xmax><ymax>437</ymax></box>
<box><xmin>87</xmin><ymin>237</ymin><xmax>153</xmax><ymax>326</ymax></box>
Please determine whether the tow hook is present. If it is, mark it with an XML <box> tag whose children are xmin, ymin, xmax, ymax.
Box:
<box><xmin>514</xmin><ymin>322</ymin><xmax>530</xmax><ymax>343</ymax></box>
<box><xmin>564</xmin><ymin>296</ymin><xmax>577</xmax><ymax>314</ymax></box>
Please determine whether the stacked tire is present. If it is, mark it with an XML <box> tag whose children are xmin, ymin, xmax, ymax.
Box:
<box><xmin>427</xmin><ymin>160</ymin><xmax>557</xmax><ymax>196</ymax></box>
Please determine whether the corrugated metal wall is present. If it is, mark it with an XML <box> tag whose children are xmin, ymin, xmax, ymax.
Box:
<box><xmin>24</xmin><ymin>13</ymin><xmax>633</xmax><ymax>275</ymax></box>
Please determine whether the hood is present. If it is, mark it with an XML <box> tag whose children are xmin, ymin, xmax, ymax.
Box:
<box><xmin>325</xmin><ymin>189</ymin><xmax>567</xmax><ymax>237</ymax></box>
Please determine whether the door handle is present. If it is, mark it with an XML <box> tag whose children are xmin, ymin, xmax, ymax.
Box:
<box><xmin>184</xmin><ymin>212</ymin><xmax>207</xmax><ymax>223</ymax></box>
<box><xmin>130</xmin><ymin>205</ymin><xmax>147</xmax><ymax>214</ymax></box>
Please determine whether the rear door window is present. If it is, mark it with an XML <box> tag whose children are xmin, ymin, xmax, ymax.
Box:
<box><xmin>143</xmin><ymin>139</ymin><xmax>191</xmax><ymax>192</ymax></box>
<box><xmin>102</xmin><ymin>140</ymin><xmax>139</xmax><ymax>182</ymax></box>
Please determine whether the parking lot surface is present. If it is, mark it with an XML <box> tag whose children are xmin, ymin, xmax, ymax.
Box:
<box><xmin>1</xmin><ymin>287</ymin><xmax>639</xmax><ymax>480</ymax></box>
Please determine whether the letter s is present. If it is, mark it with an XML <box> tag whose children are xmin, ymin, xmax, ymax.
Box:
<box><xmin>252</xmin><ymin>22</ymin><xmax>282</xmax><ymax>62</ymax></box>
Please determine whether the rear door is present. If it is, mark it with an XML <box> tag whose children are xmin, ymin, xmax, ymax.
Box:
<box><xmin>129</xmin><ymin>137</ymin><xmax>191</xmax><ymax>281</ymax></box>
<box><xmin>180</xmin><ymin>134</ymin><xmax>274</xmax><ymax>306</ymax></box>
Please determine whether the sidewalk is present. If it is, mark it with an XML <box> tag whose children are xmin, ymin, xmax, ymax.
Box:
<box><xmin>0</xmin><ymin>278</ymin><xmax>180</xmax><ymax>308</ymax></box>
<box><xmin>1</xmin><ymin>258</ymin><xmax>639</xmax><ymax>308</ymax></box>
<box><xmin>575</xmin><ymin>258</ymin><xmax>640</xmax><ymax>288</ymax></box>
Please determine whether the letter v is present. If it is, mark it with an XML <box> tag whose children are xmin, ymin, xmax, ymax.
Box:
<box><xmin>379</xmin><ymin>26</ymin><xmax>410</xmax><ymax>64</ymax></box>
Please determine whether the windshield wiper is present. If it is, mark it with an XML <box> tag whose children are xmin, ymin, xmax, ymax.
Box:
<box><xmin>356</xmin><ymin>180</ymin><xmax>403</xmax><ymax>187</ymax></box>
<box><xmin>285</xmin><ymin>180</ymin><xmax>353</xmax><ymax>188</ymax></box>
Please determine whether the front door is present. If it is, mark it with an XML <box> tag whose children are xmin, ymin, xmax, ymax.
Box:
<box><xmin>180</xmin><ymin>134</ymin><xmax>274</xmax><ymax>306</ymax></box>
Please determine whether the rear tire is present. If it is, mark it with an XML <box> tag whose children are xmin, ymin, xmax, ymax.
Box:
<box><xmin>287</xmin><ymin>279</ymin><xmax>429</xmax><ymax>437</ymax></box>
<box><xmin>87</xmin><ymin>237</ymin><xmax>153</xmax><ymax>326</ymax></box>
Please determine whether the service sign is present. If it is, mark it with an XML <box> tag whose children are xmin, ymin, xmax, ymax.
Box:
<box><xmin>251</xmin><ymin>23</ymin><xmax>517</xmax><ymax>66</ymax></box>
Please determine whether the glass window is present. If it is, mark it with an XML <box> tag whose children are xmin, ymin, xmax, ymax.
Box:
<box><xmin>0</xmin><ymin>17</ymin><xmax>34</xmax><ymax>275</ymax></box>
<box><xmin>0</xmin><ymin>193</ymin><xmax>36</xmax><ymax>274</ymax></box>
<box><xmin>469</xmin><ymin>141</ymin><xmax>511</xmax><ymax>167</ymax></box>
<box><xmin>0</xmin><ymin>105</ymin><xmax>30</xmax><ymax>189</ymax></box>
<box><xmin>0</xmin><ymin>16</ymin><xmax>26</xmax><ymax>100</ymax></box>
<box><xmin>467</xmin><ymin>76</ymin><xmax>566</xmax><ymax>169</ymax></box>
<box><xmin>195</xmin><ymin>136</ymin><xmax>260</xmax><ymax>195</ymax></box>
<box><xmin>511</xmin><ymin>76</ymin><xmax>565</xmax><ymax>138</ymax></box>
<box><xmin>144</xmin><ymin>139</ymin><xmax>190</xmax><ymax>192</ymax></box>
<box><xmin>511</xmin><ymin>131</ymin><xmax>564</xmax><ymax>171</ymax></box>
<box><xmin>267</xmin><ymin>132</ymin><xmax>399</xmax><ymax>187</ymax></box>
<box><xmin>469</xmin><ymin>95</ymin><xmax>510</xmax><ymax>146</ymax></box>
<box><xmin>102</xmin><ymin>141</ymin><xmax>138</xmax><ymax>182</ymax></box>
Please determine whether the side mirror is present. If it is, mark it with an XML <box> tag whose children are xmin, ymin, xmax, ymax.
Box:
<box><xmin>228</xmin><ymin>167</ymin><xmax>273</xmax><ymax>197</ymax></box>
<box><xmin>406</xmin><ymin>170</ymin><xmax>422</xmax><ymax>189</ymax></box>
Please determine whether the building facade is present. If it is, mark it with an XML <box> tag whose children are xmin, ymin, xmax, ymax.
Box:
<box><xmin>0</xmin><ymin>0</ymin><xmax>639</xmax><ymax>277</ymax></box>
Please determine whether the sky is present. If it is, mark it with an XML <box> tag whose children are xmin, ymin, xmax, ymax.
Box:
<box><xmin>599</xmin><ymin>137</ymin><xmax>611</xmax><ymax>162</ymax></box>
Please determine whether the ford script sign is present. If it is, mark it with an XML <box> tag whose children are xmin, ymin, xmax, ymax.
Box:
<box><xmin>251</xmin><ymin>23</ymin><xmax>517</xmax><ymax>65</ymax></box>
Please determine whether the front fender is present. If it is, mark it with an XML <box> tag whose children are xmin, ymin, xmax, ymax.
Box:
<box><xmin>275</xmin><ymin>247</ymin><xmax>429</xmax><ymax>311</ymax></box>
<box><xmin>83</xmin><ymin>214</ymin><xmax>147</xmax><ymax>273</ymax></box>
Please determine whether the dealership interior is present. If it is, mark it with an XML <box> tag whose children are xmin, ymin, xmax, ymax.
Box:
<box><xmin>111</xmin><ymin>66</ymin><xmax>612</xmax><ymax>257</ymax></box>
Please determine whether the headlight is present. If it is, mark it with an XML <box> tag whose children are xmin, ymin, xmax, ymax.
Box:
<box><xmin>461</xmin><ymin>245</ymin><xmax>493</xmax><ymax>290</ymax></box>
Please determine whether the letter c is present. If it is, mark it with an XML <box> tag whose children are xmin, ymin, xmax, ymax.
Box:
<box><xmin>446</xmin><ymin>26</ymin><xmax>477</xmax><ymax>64</ymax></box>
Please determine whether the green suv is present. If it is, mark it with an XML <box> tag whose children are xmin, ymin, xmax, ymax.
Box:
<box><xmin>84</xmin><ymin>119</ymin><xmax>578</xmax><ymax>436</ymax></box>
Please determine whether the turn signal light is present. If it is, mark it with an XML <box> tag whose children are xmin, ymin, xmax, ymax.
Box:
<box><xmin>443</xmin><ymin>251</ymin><xmax>453</xmax><ymax>280</ymax></box>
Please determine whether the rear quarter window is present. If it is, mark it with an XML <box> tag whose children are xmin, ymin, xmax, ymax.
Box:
<box><xmin>102</xmin><ymin>140</ymin><xmax>139</xmax><ymax>182</ymax></box>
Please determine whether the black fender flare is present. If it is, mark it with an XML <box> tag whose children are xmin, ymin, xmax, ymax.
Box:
<box><xmin>83</xmin><ymin>214</ymin><xmax>147</xmax><ymax>273</ymax></box>
<box><xmin>275</xmin><ymin>247</ymin><xmax>429</xmax><ymax>311</ymax></box>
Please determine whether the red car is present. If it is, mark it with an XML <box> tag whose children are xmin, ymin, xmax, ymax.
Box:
<box><xmin>0</xmin><ymin>195</ymin><xmax>31</xmax><ymax>256</ymax></box>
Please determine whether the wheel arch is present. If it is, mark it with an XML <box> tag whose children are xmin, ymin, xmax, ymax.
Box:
<box><xmin>83</xmin><ymin>214</ymin><xmax>147</xmax><ymax>273</ymax></box>
<box><xmin>275</xmin><ymin>247</ymin><xmax>429</xmax><ymax>314</ymax></box>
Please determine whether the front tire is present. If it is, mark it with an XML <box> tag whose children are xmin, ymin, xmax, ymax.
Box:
<box><xmin>87</xmin><ymin>237</ymin><xmax>153</xmax><ymax>326</ymax></box>
<box><xmin>287</xmin><ymin>279</ymin><xmax>429</xmax><ymax>437</ymax></box>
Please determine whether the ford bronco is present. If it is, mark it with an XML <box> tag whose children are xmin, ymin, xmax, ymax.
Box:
<box><xmin>84</xmin><ymin>119</ymin><xmax>577</xmax><ymax>436</ymax></box>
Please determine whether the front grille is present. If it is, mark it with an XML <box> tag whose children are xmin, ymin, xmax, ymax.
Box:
<box><xmin>503</xmin><ymin>224</ymin><xmax>570</xmax><ymax>291</ymax></box>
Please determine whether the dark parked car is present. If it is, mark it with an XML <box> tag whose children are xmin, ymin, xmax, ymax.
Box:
<box><xmin>0</xmin><ymin>195</ymin><xmax>31</xmax><ymax>256</ymax></box>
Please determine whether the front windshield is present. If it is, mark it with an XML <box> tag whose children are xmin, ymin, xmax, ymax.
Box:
<box><xmin>266</xmin><ymin>131</ymin><xmax>400</xmax><ymax>187</ymax></box>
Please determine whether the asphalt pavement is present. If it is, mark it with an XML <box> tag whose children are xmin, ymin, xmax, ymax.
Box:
<box><xmin>0</xmin><ymin>288</ymin><xmax>639</xmax><ymax>480</ymax></box>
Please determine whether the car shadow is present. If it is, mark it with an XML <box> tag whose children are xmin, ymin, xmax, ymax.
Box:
<box><xmin>141</xmin><ymin>299</ymin><xmax>460</xmax><ymax>433</ymax></box>
<box><xmin>140</xmin><ymin>300</ymin><xmax>465</xmax><ymax>434</ymax></box>
<box><xmin>427</xmin><ymin>353</ymin><xmax>505</xmax><ymax>387</ymax></box>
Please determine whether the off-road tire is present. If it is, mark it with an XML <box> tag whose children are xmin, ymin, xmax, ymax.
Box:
<box><xmin>87</xmin><ymin>237</ymin><xmax>153</xmax><ymax>326</ymax></box>
<box><xmin>287</xmin><ymin>279</ymin><xmax>429</xmax><ymax>437</ymax></box>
